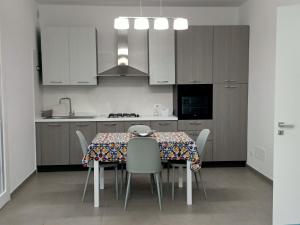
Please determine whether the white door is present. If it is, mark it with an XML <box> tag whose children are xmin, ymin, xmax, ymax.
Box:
<box><xmin>273</xmin><ymin>3</ymin><xmax>300</xmax><ymax>225</ymax></box>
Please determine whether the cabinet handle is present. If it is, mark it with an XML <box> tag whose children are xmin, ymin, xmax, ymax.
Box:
<box><xmin>50</xmin><ymin>81</ymin><xmax>63</xmax><ymax>84</ymax></box>
<box><xmin>226</xmin><ymin>85</ymin><xmax>238</xmax><ymax>88</ymax></box>
<box><xmin>225</xmin><ymin>80</ymin><xmax>237</xmax><ymax>83</ymax></box>
<box><xmin>189</xmin><ymin>122</ymin><xmax>202</xmax><ymax>126</ymax></box>
<box><xmin>77</xmin><ymin>81</ymin><xmax>90</xmax><ymax>84</ymax></box>
<box><xmin>76</xmin><ymin>124</ymin><xmax>89</xmax><ymax>127</ymax></box>
<box><xmin>157</xmin><ymin>81</ymin><xmax>169</xmax><ymax>84</ymax></box>
<box><xmin>190</xmin><ymin>80</ymin><xmax>200</xmax><ymax>83</ymax></box>
<box><xmin>104</xmin><ymin>124</ymin><xmax>117</xmax><ymax>127</ymax></box>
<box><xmin>47</xmin><ymin>124</ymin><xmax>61</xmax><ymax>127</ymax></box>
<box><xmin>158</xmin><ymin>123</ymin><xmax>170</xmax><ymax>126</ymax></box>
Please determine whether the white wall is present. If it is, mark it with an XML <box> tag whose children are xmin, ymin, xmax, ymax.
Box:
<box><xmin>0</xmin><ymin>0</ymin><xmax>38</xmax><ymax>192</ymax></box>
<box><xmin>239</xmin><ymin>0</ymin><xmax>277</xmax><ymax>180</ymax></box>
<box><xmin>38</xmin><ymin>5</ymin><xmax>240</xmax><ymax>116</ymax></box>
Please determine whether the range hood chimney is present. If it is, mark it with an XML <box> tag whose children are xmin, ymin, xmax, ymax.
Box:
<box><xmin>98</xmin><ymin>30</ymin><xmax>148</xmax><ymax>77</ymax></box>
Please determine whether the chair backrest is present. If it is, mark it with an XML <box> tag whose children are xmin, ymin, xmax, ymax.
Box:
<box><xmin>76</xmin><ymin>130</ymin><xmax>89</xmax><ymax>155</ymax></box>
<box><xmin>126</xmin><ymin>137</ymin><xmax>161</xmax><ymax>174</ymax></box>
<box><xmin>127</xmin><ymin>125</ymin><xmax>152</xmax><ymax>133</ymax></box>
<box><xmin>196</xmin><ymin>129</ymin><xmax>211</xmax><ymax>158</ymax></box>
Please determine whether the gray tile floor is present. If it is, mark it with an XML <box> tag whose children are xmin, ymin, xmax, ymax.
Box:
<box><xmin>0</xmin><ymin>167</ymin><xmax>272</xmax><ymax>225</ymax></box>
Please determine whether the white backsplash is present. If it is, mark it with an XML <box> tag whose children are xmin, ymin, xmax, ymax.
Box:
<box><xmin>41</xmin><ymin>77</ymin><xmax>173</xmax><ymax>117</ymax></box>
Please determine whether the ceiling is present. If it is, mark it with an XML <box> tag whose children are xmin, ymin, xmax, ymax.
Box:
<box><xmin>36</xmin><ymin>0</ymin><xmax>248</xmax><ymax>7</ymax></box>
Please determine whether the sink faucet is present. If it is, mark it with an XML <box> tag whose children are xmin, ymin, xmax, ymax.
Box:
<box><xmin>59</xmin><ymin>97</ymin><xmax>74</xmax><ymax>117</ymax></box>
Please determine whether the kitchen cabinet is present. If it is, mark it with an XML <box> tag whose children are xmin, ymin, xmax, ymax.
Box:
<box><xmin>124</xmin><ymin>121</ymin><xmax>151</xmax><ymax>132</ymax></box>
<box><xmin>41</xmin><ymin>27</ymin><xmax>97</xmax><ymax>85</ymax></box>
<box><xmin>69</xmin><ymin>122</ymin><xmax>96</xmax><ymax>165</ymax></box>
<box><xmin>69</xmin><ymin>28</ymin><xmax>97</xmax><ymax>85</ymax></box>
<box><xmin>149</xmin><ymin>30</ymin><xmax>175</xmax><ymax>85</ymax></box>
<box><xmin>97</xmin><ymin>122</ymin><xmax>125</xmax><ymax>133</ymax></box>
<box><xmin>41</xmin><ymin>27</ymin><xmax>69</xmax><ymax>85</ymax></box>
<box><xmin>36</xmin><ymin>124</ymin><xmax>42</xmax><ymax>166</ymax></box>
<box><xmin>40</xmin><ymin>123</ymin><xmax>70</xmax><ymax>165</ymax></box>
<box><xmin>150</xmin><ymin>121</ymin><xmax>177</xmax><ymax>132</ymax></box>
<box><xmin>213</xmin><ymin>26</ymin><xmax>249</xmax><ymax>84</ymax></box>
<box><xmin>176</xmin><ymin>26</ymin><xmax>213</xmax><ymax>84</ymax></box>
<box><xmin>213</xmin><ymin>84</ymin><xmax>248</xmax><ymax>161</ymax></box>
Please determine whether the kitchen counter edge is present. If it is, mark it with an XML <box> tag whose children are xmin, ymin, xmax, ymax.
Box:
<box><xmin>35</xmin><ymin>116</ymin><xmax>178</xmax><ymax>123</ymax></box>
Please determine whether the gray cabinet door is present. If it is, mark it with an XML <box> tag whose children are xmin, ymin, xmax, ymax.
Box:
<box><xmin>213</xmin><ymin>84</ymin><xmax>248</xmax><ymax>161</ymax></box>
<box><xmin>97</xmin><ymin>122</ymin><xmax>125</xmax><ymax>133</ymax></box>
<box><xmin>69</xmin><ymin>122</ymin><xmax>96</xmax><ymax>165</ymax></box>
<box><xmin>150</xmin><ymin>121</ymin><xmax>177</xmax><ymax>132</ymax></box>
<box><xmin>124</xmin><ymin>121</ymin><xmax>151</xmax><ymax>132</ymax></box>
<box><xmin>36</xmin><ymin>123</ymin><xmax>42</xmax><ymax>166</ymax></box>
<box><xmin>213</xmin><ymin>26</ymin><xmax>249</xmax><ymax>84</ymax></box>
<box><xmin>176</xmin><ymin>26</ymin><xmax>213</xmax><ymax>84</ymax></box>
<box><xmin>40</xmin><ymin>123</ymin><xmax>70</xmax><ymax>165</ymax></box>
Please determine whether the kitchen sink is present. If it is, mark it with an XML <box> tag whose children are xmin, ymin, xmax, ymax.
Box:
<box><xmin>50</xmin><ymin>115</ymin><xmax>96</xmax><ymax>119</ymax></box>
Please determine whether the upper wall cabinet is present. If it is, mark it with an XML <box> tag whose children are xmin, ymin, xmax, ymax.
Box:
<box><xmin>149</xmin><ymin>29</ymin><xmax>175</xmax><ymax>85</ymax></box>
<box><xmin>176</xmin><ymin>26</ymin><xmax>213</xmax><ymax>84</ymax></box>
<box><xmin>213</xmin><ymin>26</ymin><xmax>249</xmax><ymax>84</ymax></box>
<box><xmin>41</xmin><ymin>27</ymin><xmax>97</xmax><ymax>85</ymax></box>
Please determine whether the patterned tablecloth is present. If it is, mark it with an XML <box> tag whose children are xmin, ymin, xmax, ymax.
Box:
<box><xmin>82</xmin><ymin>132</ymin><xmax>201</xmax><ymax>170</ymax></box>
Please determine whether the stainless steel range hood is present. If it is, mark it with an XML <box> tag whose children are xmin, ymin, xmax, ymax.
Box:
<box><xmin>98</xmin><ymin>30</ymin><xmax>148</xmax><ymax>77</ymax></box>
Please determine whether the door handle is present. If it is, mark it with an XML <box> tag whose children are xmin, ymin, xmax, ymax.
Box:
<box><xmin>278</xmin><ymin>122</ymin><xmax>295</xmax><ymax>128</ymax></box>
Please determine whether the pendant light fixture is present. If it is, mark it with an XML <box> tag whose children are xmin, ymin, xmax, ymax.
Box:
<box><xmin>173</xmin><ymin>18</ymin><xmax>189</xmax><ymax>30</ymax></box>
<box><xmin>114</xmin><ymin>17</ymin><xmax>129</xmax><ymax>30</ymax></box>
<box><xmin>114</xmin><ymin>0</ymin><xmax>188</xmax><ymax>31</ymax></box>
<box><xmin>134</xmin><ymin>0</ymin><xmax>149</xmax><ymax>30</ymax></box>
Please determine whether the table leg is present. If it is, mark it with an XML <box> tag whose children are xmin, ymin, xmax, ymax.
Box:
<box><xmin>178</xmin><ymin>166</ymin><xmax>183</xmax><ymax>188</ymax></box>
<box><xmin>100</xmin><ymin>167</ymin><xmax>104</xmax><ymax>190</ymax></box>
<box><xmin>186</xmin><ymin>160</ymin><xmax>192</xmax><ymax>206</ymax></box>
<box><xmin>94</xmin><ymin>160</ymin><xmax>99</xmax><ymax>207</ymax></box>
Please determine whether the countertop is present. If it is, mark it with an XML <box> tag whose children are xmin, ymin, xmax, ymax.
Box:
<box><xmin>35</xmin><ymin>115</ymin><xmax>178</xmax><ymax>123</ymax></box>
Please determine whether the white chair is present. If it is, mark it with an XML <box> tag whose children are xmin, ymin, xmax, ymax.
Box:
<box><xmin>124</xmin><ymin>137</ymin><xmax>162</xmax><ymax>211</ymax></box>
<box><xmin>170</xmin><ymin>129</ymin><xmax>210</xmax><ymax>200</ymax></box>
<box><xmin>76</xmin><ymin>130</ymin><xmax>119</xmax><ymax>201</ymax></box>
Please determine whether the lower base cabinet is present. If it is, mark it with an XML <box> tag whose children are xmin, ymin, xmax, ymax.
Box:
<box><xmin>39</xmin><ymin>123</ymin><xmax>70</xmax><ymax>165</ymax></box>
<box><xmin>70</xmin><ymin>122</ymin><xmax>96</xmax><ymax>165</ymax></box>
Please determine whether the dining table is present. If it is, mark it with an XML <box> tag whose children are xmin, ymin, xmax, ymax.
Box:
<box><xmin>82</xmin><ymin>131</ymin><xmax>200</xmax><ymax>207</ymax></box>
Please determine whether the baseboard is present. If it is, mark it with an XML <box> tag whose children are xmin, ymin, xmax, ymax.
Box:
<box><xmin>202</xmin><ymin>161</ymin><xmax>246</xmax><ymax>167</ymax></box>
<box><xmin>37</xmin><ymin>161</ymin><xmax>246</xmax><ymax>172</ymax></box>
<box><xmin>11</xmin><ymin>170</ymin><xmax>36</xmax><ymax>196</ymax></box>
<box><xmin>37</xmin><ymin>165</ymin><xmax>89</xmax><ymax>172</ymax></box>
<box><xmin>246</xmin><ymin>165</ymin><xmax>273</xmax><ymax>184</ymax></box>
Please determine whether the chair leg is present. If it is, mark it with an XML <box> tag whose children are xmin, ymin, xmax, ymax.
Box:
<box><xmin>194</xmin><ymin>172</ymin><xmax>200</xmax><ymax>190</ymax></box>
<box><xmin>155</xmin><ymin>173</ymin><xmax>162</xmax><ymax>211</ymax></box>
<box><xmin>120</xmin><ymin>163</ymin><xmax>123</xmax><ymax>195</ymax></box>
<box><xmin>172</xmin><ymin>166</ymin><xmax>175</xmax><ymax>200</ymax></box>
<box><xmin>150</xmin><ymin>174</ymin><xmax>154</xmax><ymax>194</ymax></box>
<box><xmin>160</xmin><ymin>172</ymin><xmax>163</xmax><ymax>198</ymax></box>
<box><xmin>115</xmin><ymin>166</ymin><xmax>119</xmax><ymax>200</ymax></box>
<box><xmin>199</xmin><ymin>170</ymin><xmax>207</xmax><ymax>200</ymax></box>
<box><xmin>124</xmin><ymin>173</ymin><xmax>132</xmax><ymax>211</ymax></box>
<box><xmin>82</xmin><ymin>167</ymin><xmax>92</xmax><ymax>202</ymax></box>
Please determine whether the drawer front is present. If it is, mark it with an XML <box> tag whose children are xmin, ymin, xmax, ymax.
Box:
<box><xmin>178</xmin><ymin>120</ymin><xmax>213</xmax><ymax>131</ymax></box>
<box><xmin>150</xmin><ymin>121</ymin><xmax>177</xmax><ymax>132</ymax></box>
<box><xmin>124</xmin><ymin>121</ymin><xmax>151</xmax><ymax>132</ymax></box>
<box><xmin>185</xmin><ymin>130</ymin><xmax>213</xmax><ymax>141</ymax></box>
<box><xmin>70</xmin><ymin>122</ymin><xmax>96</xmax><ymax>165</ymax></box>
<box><xmin>97</xmin><ymin>122</ymin><xmax>125</xmax><ymax>133</ymax></box>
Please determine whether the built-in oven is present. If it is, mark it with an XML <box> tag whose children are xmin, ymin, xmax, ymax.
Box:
<box><xmin>176</xmin><ymin>84</ymin><xmax>213</xmax><ymax>120</ymax></box>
